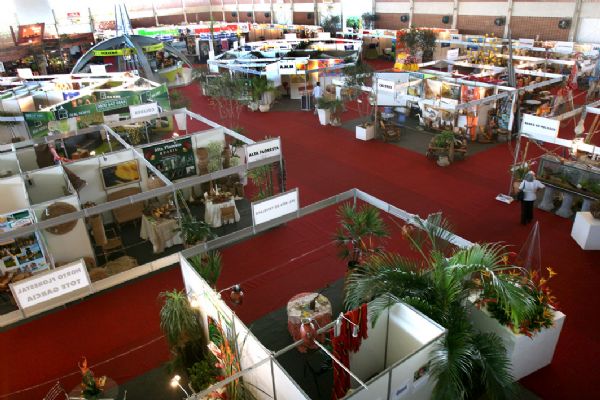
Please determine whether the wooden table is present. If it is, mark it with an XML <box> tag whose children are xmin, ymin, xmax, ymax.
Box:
<box><xmin>287</xmin><ymin>292</ymin><xmax>332</xmax><ymax>352</ymax></box>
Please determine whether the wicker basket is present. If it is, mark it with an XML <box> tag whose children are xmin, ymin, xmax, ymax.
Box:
<box><xmin>41</xmin><ymin>202</ymin><xmax>78</xmax><ymax>235</ymax></box>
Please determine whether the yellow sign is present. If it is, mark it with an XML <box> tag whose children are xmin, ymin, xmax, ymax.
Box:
<box><xmin>142</xmin><ymin>43</ymin><xmax>164</xmax><ymax>52</ymax></box>
<box><xmin>92</xmin><ymin>48</ymin><xmax>135</xmax><ymax>57</ymax></box>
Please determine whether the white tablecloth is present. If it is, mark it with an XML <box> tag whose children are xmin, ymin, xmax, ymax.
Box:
<box><xmin>204</xmin><ymin>199</ymin><xmax>240</xmax><ymax>228</ymax></box>
<box><xmin>140</xmin><ymin>214</ymin><xmax>183</xmax><ymax>253</ymax></box>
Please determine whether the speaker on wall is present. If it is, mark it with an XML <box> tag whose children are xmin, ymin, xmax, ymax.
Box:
<box><xmin>307</xmin><ymin>13</ymin><xmax>314</xmax><ymax>20</ymax></box>
<box><xmin>494</xmin><ymin>17</ymin><xmax>506</xmax><ymax>26</ymax></box>
<box><xmin>265</xmin><ymin>12</ymin><xmax>271</xmax><ymax>18</ymax></box>
<box><xmin>247</xmin><ymin>12</ymin><xmax>253</xmax><ymax>18</ymax></box>
<box><xmin>558</xmin><ymin>19</ymin><xmax>571</xmax><ymax>29</ymax></box>
<box><xmin>442</xmin><ymin>15</ymin><xmax>451</xmax><ymax>24</ymax></box>
<box><xmin>400</xmin><ymin>15</ymin><xmax>409</xmax><ymax>23</ymax></box>
<box><xmin>231</xmin><ymin>12</ymin><xmax>237</xmax><ymax>18</ymax></box>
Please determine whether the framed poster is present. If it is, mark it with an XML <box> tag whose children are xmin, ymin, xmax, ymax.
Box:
<box><xmin>101</xmin><ymin>160</ymin><xmax>141</xmax><ymax>189</ymax></box>
<box><xmin>143</xmin><ymin>137</ymin><xmax>196</xmax><ymax>181</ymax></box>
<box><xmin>0</xmin><ymin>210</ymin><xmax>48</xmax><ymax>273</ymax></box>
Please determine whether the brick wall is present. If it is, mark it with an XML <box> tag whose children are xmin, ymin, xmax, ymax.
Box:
<box><xmin>294</xmin><ymin>12</ymin><xmax>315</xmax><ymax>25</ymax></box>
<box><xmin>131</xmin><ymin>17</ymin><xmax>156</xmax><ymax>29</ymax></box>
<box><xmin>411</xmin><ymin>14</ymin><xmax>453</xmax><ymax>29</ymax></box>
<box><xmin>158</xmin><ymin>15</ymin><xmax>187</xmax><ymax>25</ymax></box>
<box><xmin>457</xmin><ymin>15</ymin><xmax>505</xmax><ymax>37</ymax></box>
<box><xmin>510</xmin><ymin>16</ymin><xmax>570</xmax><ymax>41</ymax></box>
<box><xmin>376</xmin><ymin>13</ymin><xmax>410</xmax><ymax>30</ymax></box>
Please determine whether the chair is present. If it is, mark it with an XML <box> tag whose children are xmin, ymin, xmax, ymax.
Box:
<box><xmin>106</xmin><ymin>187</ymin><xmax>144</xmax><ymax>226</ymax></box>
<box><xmin>379</xmin><ymin>120</ymin><xmax>401</xmax><ymax>142</ymax></box>
<box><xmin>220</xmin><ymin>206</ymin><xmax>236</xmax><ymax>226</ymax></box>
<box><xmin>43</xmin><ymin>381</ymin><xmax>68</xmax><ymax>400</ymax></box>
<box><xmin>90</xmin><ymin>215</ymin><xmax>125</xmax><ymax>263</ymax></box>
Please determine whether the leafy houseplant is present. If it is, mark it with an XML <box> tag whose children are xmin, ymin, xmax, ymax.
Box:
<box><xmin>188</xmin><ymin>357</ymin><xmax>219</xmax><ymax>393</ymax></box>
<box><xmin>159</xmin><ymin>290</ymin><xmax>205</xmax><ymax>371</ymax></box>
<box><xmin>205</xmin><ymin>73</ymin><xmax>250</xmax><ymax>127</ymax></box>
<box><xmin>361</xmin><ymin>12</ymin><xmax>379</xmax><ymax>29</ymax></box>
<box><xmin>169</xmin><ymin>89</ymin><xmax>191</xmax><ymax>109</ymax></box>
<box><xmin>345</xmin><ymin>214</ymin><xmax>537</xmax><ymax>399</ymax></box>
<box><xmin>248</xmin><ymin>165</ymin><xmax>275</xmax><ymax>201</ymax></box>
<box><xmin>175</xmin><ymin>213</ymin><xmax>215</xmax><ymax>246</ymax></box>
<box><xmin>346</xmin><ymin>17</ymin><xmax>361</xmax><ymax>31</ymax></box>
<box><xmin>334</xmin><ymin>203</ymin><xmax>389</xmax><ymax>269</ymax></box>
<box><xmin>188</xmin><ymin>251</ymin><xmax>223</xmax><ymax>288</ymax></box>
<box><xmin>431</xmin><ymin>131</ymin><xmax>455</xmax><ymax>148</ymax></box>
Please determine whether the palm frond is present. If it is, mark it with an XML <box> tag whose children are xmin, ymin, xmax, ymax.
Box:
<box><xmin>471</xmin><ymin>332</ymin><xmax>518</xmax><ymax>400</ymax></box>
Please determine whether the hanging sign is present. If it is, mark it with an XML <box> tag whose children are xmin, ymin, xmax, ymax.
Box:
<box><xmin>245</xmin><ymin>138</ymin><xmax>281</xmax><ymax>165</ymax></box>
<box><xmin>129</xmin><ymin>102</ymin><xmax>159</xmax><ymax>119</ymax></box>
<box><xmin>521</xmin><ymin>114</ymin><xmax>560</xmax><ymax>138</ymax></box>
<box><xmin>446</xmin><ymin>48</ymin><xmax>459</xmax><ymax>61</ymax></box>
<box><xmin>251</xmin><ymin>189</ymin><xmax>299</xmax><ymax>226</ymax></box>
<box><xmin>142</xmin><ymin>137</ymin><xmax>196</xmax><ymax>181</ymax></box>
<box><xmin>377</xmin><ymin>79</ymin><xmax>395</xmax><ymax>93</ymax></box>
<box><xmin>10</xmin><ymin>260</ymin><xmax>90</xmax><ymax>310</ymax></box>
<box><xmin>142</xmin><ymin>43</ymin><xmax>164</xmax><ymax>53</ymax></box>
<box><xmin>518</xmin><ymin>38</ymin><xmax>535</xmax><ymax>48</ymax></box>
<box><xmin>92</xmin><ymin>48</ymin><xmax>135</xmax><ymax>57</ymax></box>
<box><xmin>23</xmin><ymin>111</ymin><xmax>55</xmax><ymax>137</ymax></box>
<box><xmin>554</xmin><ymin>41</ymin><xmax>574</xmax><ymax>54</ymax></box>
<box><xmin>278</xmin><ymin>59</ymin><xmax>297</xmax><ymax>75</ymax></box>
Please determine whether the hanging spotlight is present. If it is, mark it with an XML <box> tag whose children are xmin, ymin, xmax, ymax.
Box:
<box><xmin>335</xmin><ymin>312</ymin><xmax>360</xmax><ymax>338</ymax></box>
<box><xmin>299</xmin><ymin>318</ymin><xmax>317</xmax><ymax>346</ymax></box>
<box><xmin>229</xmin><ymin>284</ymin><xmax>244</xmax><ymax>305</ymax></box>
<box><xmin>169</xmin><ymin>375</ymin><xmax>189</xmax><ymax>397</ymax></box>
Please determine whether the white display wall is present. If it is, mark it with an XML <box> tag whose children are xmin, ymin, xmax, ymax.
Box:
<box><xmin>0</xmin><ymin>176</ymin><xmax>29</xmax><ymax>214</ymax></box>
<box><xmin>25</xmin><ymin>165</ymin><xmax>73</xmax><ymax>205</ymax></box>
<box><xmin>0</xmin><ymin>152</ymin><xmax>21</xmax><ymax>179</ymax></box>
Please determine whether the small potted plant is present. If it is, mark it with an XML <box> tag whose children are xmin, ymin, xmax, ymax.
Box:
<box><xmin>316</xmin><ymin>97</ymin><xmax>333</xmax><ymax>126</ymax></box>
<box><xmin>188</xmin><ymin>251</ymin><xmax>222</xmax><ymax>288</ymax></box>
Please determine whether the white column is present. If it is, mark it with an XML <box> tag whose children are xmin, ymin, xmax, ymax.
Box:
<box><xmin>182</xmin><ymin>0</ymin><xmax>188</xmax><ymax>24</ymax></box>
<box><xmin>569</xmin><ymin>0</ymin><xmax>583</xmax><ymax>42</ymax></box>
<box><xmin>452</xmin><ymin>0</ymin><xmax>459</xmax><ymax>30</ymax></box>
<box><xmin>221</xmin><ymin>0</ymin><xmax>226</xmax><ymax>22</ymax></box>
<box><xmin>409</xmin><ymin>0</ymin><xmax>415</xmax><ymax>28</ymax></box>
<box><xmin>504</xmin><ymin>0</ymin><xmax>514</xmax><ymax>39</ymax></box>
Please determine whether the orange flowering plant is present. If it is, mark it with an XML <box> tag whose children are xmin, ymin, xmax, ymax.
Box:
<box><xmin>476</xmin><ymin>254</ymin><xmax>559</xmax><ymax>337</ymax></box>
<box><xmin>77</xmin><ymin>357</ymin><xmax>106</xmax><ymax>400</ymax></box>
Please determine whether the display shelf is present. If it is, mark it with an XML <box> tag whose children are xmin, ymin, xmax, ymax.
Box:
<box><xmin>537</xmin><ymin>155</ymin><xmax>600</xmax><ymax>201</ymax></box>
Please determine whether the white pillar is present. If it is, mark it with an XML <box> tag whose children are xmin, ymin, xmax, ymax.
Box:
<box><xmin>569</xmin><ymin>0</ymin><xmax>583</xmax><ymax>42</ymax></box>
<box><xmin>504</xmin><ymin>0</ymin><xmax>514</xmax><ymax>39</ymax></box>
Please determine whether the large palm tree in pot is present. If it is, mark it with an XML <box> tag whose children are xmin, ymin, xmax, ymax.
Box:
<box><xmin>345</xmin><ymin>214</ymin><xmax>536</xmax><ymax>399</ymax></box>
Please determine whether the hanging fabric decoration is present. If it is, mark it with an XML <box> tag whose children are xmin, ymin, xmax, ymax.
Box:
<box><xmin>331</xmin><ymin>303</ymin><xmax>369</xmax><ymax>400</ymax></box>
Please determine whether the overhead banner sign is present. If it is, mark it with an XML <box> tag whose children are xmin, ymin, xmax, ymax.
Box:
<box><xmin>142</xmin><ymin>43</ymin><xmax>164</xmax><ymax>53</ymax></box>
<box><xmin>377</xmin><ymin>79</ymin><xmax>395</xmax><ymax>93</ymax></box>
<box><xmin>252</xmin><ymin>189</ymin><xmax>299</xmax><ymax>226</ymax></box>
<box><xmin>245</xmin><ymin>137</ymin><xmax>281</xmax><ymax>165</ymax></box>
<box><xmin>129</xmin><ymin>102</ymin><xmax>159</xmax><ymax>119</ymax></box>
<box><xmin>92</xmin><ymin>48</ymin><xmax>135</xmax><ymax>57</ymax></box>
<box><xmin>10</xmin><ymin>260</ymin><xmax>90</xmax><ymax>310</ymax></box>
<box><xmin>521</xmin><ymin>114</ymin><xmax>560</xmax><ymax>138</ymax></box>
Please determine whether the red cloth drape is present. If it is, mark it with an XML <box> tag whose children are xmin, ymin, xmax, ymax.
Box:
<box><xmin>331</xmin><ymin>303</ymin><xmax>369</xmax><ymax>400</ymax></box>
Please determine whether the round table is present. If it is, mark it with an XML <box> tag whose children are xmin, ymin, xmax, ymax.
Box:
<box><xmin>287</xmin><ymin>292</ymin><xmax>332</xmax><ymax>352</ymax></box>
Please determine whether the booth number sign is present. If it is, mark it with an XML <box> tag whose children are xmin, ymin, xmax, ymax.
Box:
<box><xmin>377</xmin><ymin>79</ymin><xmax>395</xmax><ymax>93</ymax></box>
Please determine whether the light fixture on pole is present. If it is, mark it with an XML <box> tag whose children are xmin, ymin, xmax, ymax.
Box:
<box><xmin>170</xmin><ymin>375</ymin><xmax>189</xmax><ymax>397</ymax></box>
<box><xmin>218</xmin><ymin>284</ymin><xmax>244</xmax><ymax>305</ymax></box>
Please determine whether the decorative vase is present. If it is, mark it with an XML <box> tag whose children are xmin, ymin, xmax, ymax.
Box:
<box><xmin>317</xmin><ymin>108</ymin><xmax>331</xmax><ymax>125</ymax></box>
<box><xmin>355</xmin><ymin>124</ymin><xmax>374</xmax><ymax>141</ymax></box>
<box><xmin>259</xmin><ymin>104</ymin><xmax>271</xmax><ymax>112</ymax></box>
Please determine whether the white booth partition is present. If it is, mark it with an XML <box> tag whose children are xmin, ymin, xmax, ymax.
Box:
<box><xmin>25</xmin><ymin>165</ymin><xmax>73</xmax><ymax>205</ymax></box>
<box><xmin>0</xmin><ymin>152</ymin><xmax>21</xmax><ymax>178</ymax></box>
<box><xmin>0</xmin><ymin>176</ymin><xmax>29</xmax><ymax>214</ymax></box>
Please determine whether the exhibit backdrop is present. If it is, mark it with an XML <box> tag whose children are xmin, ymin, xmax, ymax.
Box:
<box><xmin>142</xmin><ymin>137</ymin><xmax>196</xmax><ymax>181</ymax></box>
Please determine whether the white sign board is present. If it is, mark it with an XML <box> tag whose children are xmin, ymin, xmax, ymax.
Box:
<box><xmin>554</xmin><ymin>41</ymin><xmax>574</xmax><ymax>54</ymax></box>
<box><xmin>278</xmin><ymin>59</ymin><xmax>297</xmax><ymax>75</ymax></box>
<box><xmin>90</xmin><ymin>64</ymin><xmax>107</xmax><ymax>74</ymax></box>
<box><xmin>377</xmin><ymin>79</ymin><xmax>395</xmax><ymax>93</ymax></box>
<box><xmin>129</xmin><ymin>102</ymin><xmax>159</xmax><ymax>119</ymax></box>
<box><xmin>521</xmin><ymin>114</ymin><xmax>560</xmax><ymax>138</ymax></box>
<box><xmin>10</xmin><ymin>260</ymin><xmax>91</xmax><ymax>310</ymax></box>
<box><xmin>245</xmin><ymin>138</ymin><xmax>281</xmax><ymax>165</ymax></box>
<box><xmin>446</xmin><ymin>48</ymin><xmax>459</xmax><ymax>61</ymax></box>
<box><xmin>17</xmin><ymin>68</ymin><xmax>33</xmax><ymax>79</ymax></box>
<box><xmin>252</xmin><ymin>189</ymin><xmax>299</xmax><ymax>226</ymax></box>
<box><xmin>317</xmin><ymin>32</ymin><xmax>331</xmax><ymax>40</ymax></box>
<box><xmin>0</xmin><ymin>62</ymin><xmax>5</xmax><ymax>73</ymax></box>
<box><xmin>518</xmin><ymin>38</ymin><xmax>535</xmax><ymax>48</ymax></box>
<box><xmin>285</xmin><ymin>33</ymin><xmax>298</xmax><ymax>40</ymax></box>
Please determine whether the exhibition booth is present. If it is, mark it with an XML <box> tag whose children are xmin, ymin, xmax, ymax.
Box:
<box><xmin>0</xmin><ymin>108</ymin><xmax>286</xmax><ymax>322</ymax></box>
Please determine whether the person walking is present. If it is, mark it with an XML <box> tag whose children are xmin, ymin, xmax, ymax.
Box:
<box><xmin>519</xmin><ymin>171</ymin><xmax>545</xmax><ymax>225</ymax></box>
<box><xmin>312</xmin><ymin>81</ymin><xmax>323</xmax><ymax>114</ymax></box>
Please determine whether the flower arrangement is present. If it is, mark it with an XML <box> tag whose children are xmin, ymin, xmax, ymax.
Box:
<box><xmin>206</xmin><ymin>318</ymin><xmax>240</xmax><ymax>399</ymax></box>
<box><xmin>476</xmin><ymin>261</ymin><xmax>559</xmax><ymax>337</ymax></box>
<box><xmin>78</xmin><ymin>357</ymin><xmax>107</xmax><ymax>400</ymax></box>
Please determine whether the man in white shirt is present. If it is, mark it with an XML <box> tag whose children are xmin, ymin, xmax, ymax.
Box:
<box><xmin>312</xmin><ymin>82</ymin><xmax>323</xmax><ymax>113</ymax></box>
<box><xmin>519</xmin><ymin>171</ymin><xmax>545</xmax><ymax>225</ymax></box>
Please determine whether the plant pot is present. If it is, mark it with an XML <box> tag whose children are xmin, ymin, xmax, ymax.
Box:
<box><xmin>248</xmin><ymin>102</ymin><xmax>259</xmax><ymax>112</ymax></box>
<box><xmin>262</xmin><ymin>91</ymin><xmax>275</xmax><ymax>105</ymax></box>
<box><xmin>355</xmin><ymin>124</ymin><xmax>374</xmax><ymax>141</ymax></box>
<box><xmin>437</xmin><ymin>156</ymin><xmax>450</xmax><ymax>167</ymax></box>
<box><xmin>259</xmin><ymin>104</ymin><xmax>271</xmax><ymax>112</ymax></box>
<box><xmin>468</xmin><ymin>302</ymin><xmax>566</xmax><ymax>380</ymax></box>
<box><xmin>317</xmin><ymin>108</ymin><xmax>331</xmax><ymax>126</ymax></box>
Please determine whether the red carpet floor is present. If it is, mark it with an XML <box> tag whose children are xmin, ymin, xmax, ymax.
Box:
<box><xmin>1</xmin><ymin>76</ymin><xmax>599</xmax><ymax>399</ymax></box>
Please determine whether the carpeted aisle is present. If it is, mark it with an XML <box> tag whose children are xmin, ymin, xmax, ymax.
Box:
<box><xmin>1</xmin><ymin>75</ymin><xmax>598</xmax><ymax>399</ymax></box>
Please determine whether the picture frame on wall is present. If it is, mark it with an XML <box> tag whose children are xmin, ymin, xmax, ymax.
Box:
<box><xmin>100</xmin><ymin>159</ymin><xmax>141</xmax><ymax>189</ymax></box>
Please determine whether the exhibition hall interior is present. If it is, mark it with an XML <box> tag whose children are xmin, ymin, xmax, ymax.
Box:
<box><xmin>1</xmin><ymin>0</ymin><xmax>599</xmax><ymax>399</ymax></box>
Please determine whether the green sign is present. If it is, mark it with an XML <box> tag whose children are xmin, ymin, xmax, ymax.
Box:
<box><xmin>137</xmin><ymin>28</ymin><xmax>180</xmax><ymax>37</ymax></box>
<box><xmin>23</xmin><ymin>111</ymin><xmax>55</xmax><ymax>137</ymax></box>
<box><xmin>95</xmin><ymin>98</ymin><xmax>131</xmax><ymax>113</ymax></box>
<box><xmin>92</xmin><ymin>48</ymin><xmax>135</xmax><ymax>57</ymax></box>
<box><xmin>143</xmin><ymin>43</ymin><xmax>164</xmax><ymax>52</ymax></box>
<box><xmin>141</xmin><ymin>84</ymin><xmax>171</xmax><ymax>111</ymax></box>
<box><xmin>142</xmin><ymin>137</ymin><xmax>196</xmax><ymax>181</ymax></box>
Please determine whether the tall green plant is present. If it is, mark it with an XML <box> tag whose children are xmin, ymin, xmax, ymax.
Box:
<box><xmin>343</xmin><ymin>62</ymin><xmax>374</xmax><ymax>119</ymax></box>
<box><xmin>159</xmin><ymin>290</ymin><xmax>205</xmax><ymax>370</ymax></box>
<box><xmin>206</xmin><ymin>73</ymin><xmax>250</xmax><ymax>127</ymax></box>
<box><xmin>345</xmin><ymin>214</ymin><xmax>536</xmax><ymax>399</ymax></box>
<box><xmin>188</xmin><ymin>251</ymin><xmax>222</xmax><ymax>287</ymax></box>
<box><xmin>334</xmin><ymin>203</ymin><xmax>389</xmax><ymax>267</ymax></box>
<box><xmin>248</xmin><ymin>165</ymin><xmax>275</xmax><ymax>200</ymax></box>
<box><xmin>175</xmin><ymin>213</ymin><xmax>215</xmax><ymax>246</ymax></box>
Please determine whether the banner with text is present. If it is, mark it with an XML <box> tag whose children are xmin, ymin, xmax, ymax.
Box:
<box><xmin>245</xmin><ymin>138</ymin><xmax>281</xmax><ymax>166</ymax></box>
<box><xmin>251</xmin><ymin>189</ymin><xmax>299</xmax><ymax>226</ymax></box>
<box><xmin>521</xmin><ymin>114</ymin><xmax>560</xmax><ymax>139</ymax></box>
<box><xmin>10</xmin><ymin>260</ymin><xmax>90</xmax><ymax>310</ymax></box>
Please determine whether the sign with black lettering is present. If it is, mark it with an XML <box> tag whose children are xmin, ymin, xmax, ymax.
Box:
<box><xmin>245</xmin><ymin>138</ymin><xmax>281</xmax><ymax>165</ymax></box>
<box><xmin>278</xmin><ymin>59</ymin><xmax>297</xmax><ymax>75</ymax></box>
<box><xmin>10</xmin><ymin>260</ymin><xmax>90</xmax><ymax>310</ymax></box>
<box><xmin>377</xmin><ymin>79</ymin><xmax>395</xmax><ymax>93</ymax></box>
<box><xmin>251</xmin><ymin>189</ymin><xmax>299</xmax><ymax>226</ymax></box>
<box><xmin>521</xmin><ymin>114</ymin><xmax>560</xmax><ymax>138</ymax></box>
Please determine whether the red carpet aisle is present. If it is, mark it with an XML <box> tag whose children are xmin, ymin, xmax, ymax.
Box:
<box><xmin>0</xmin><ymin>75</ymin><xmax>598</xmax><ymax>399</ymax></box>
<box><xmin>0</xmin><ymin>268</ymin><xmax>183</xmax><ymax>400</ymax></box>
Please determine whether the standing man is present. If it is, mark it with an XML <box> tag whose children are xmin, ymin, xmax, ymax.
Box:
<box><xmin>313</xmin><ymin>81</ymin><xmax>323</xmax><ymax>113</ymax></box>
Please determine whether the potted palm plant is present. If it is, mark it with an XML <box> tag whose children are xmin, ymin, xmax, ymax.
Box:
<box><xmin>188</xmin><ymin>251</ymin><xmax>222</xmax><ymax>288</ymax></box>
<box><xmin>342</xmin><ymin>62</ymin><xmax>374</xmax><ymax>140</ymax></box>
<box><xmin>334</xmin><ymin>203</ymin><xmax>389</xmax><ymax>270</ymax></box>
<box><xmin>345</xmin><ymin>214</ymin><xmax>536</xmax><ymax>399</ymax></box>
<box><xmin>159</xmin><ymin>289</ymin><xmax>206</xmax><ymax>371</ymax></box>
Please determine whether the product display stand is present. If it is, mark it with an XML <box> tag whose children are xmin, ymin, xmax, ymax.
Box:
<box><xmin>571</xmin><ymin>212</ymin><xmax>600</xmax><ymax>250</ymax></box>
<box><xmin>538</xmin><ymin>187</ymin><xmax>555</xmax><ymax>211</ymax></box>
